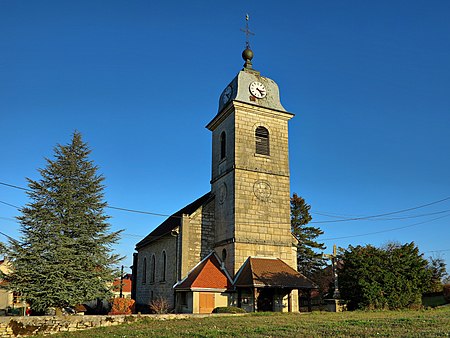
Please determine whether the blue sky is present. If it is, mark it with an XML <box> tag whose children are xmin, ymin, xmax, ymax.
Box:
<box><xmin>1</xmin><ymin>1</ymin><xmax>449</xmax><ymax>272</ymax></box>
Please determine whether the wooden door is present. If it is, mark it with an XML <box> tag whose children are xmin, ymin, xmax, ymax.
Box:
<box><xmin>199</xmin><ymin>293</ymin><xmax>215</xmax><ymax>313</ymax></box>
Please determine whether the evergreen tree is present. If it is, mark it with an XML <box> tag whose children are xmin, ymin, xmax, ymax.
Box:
<box><xmin>290</xmin><ymin>193</ymin><xmax>326</xmax><ymax>278</ymax></box>
<box><xmin>4</xmin><ymin>132</ymin><xmax>122</xmax><ymax>313</ymax></box>
<box><xmin>427</xmin><ymin>256</ymin><xmax>448</xmax><ymax>292</ymax></box>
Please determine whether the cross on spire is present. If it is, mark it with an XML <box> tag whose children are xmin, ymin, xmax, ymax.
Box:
<box><xmin>240</xmin><ymin>14</ymin><xmax>255</xmax><ymax>49</ymax></box>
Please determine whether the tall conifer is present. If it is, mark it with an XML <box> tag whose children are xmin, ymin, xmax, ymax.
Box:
<box><xmin>290</xmin><ymin>193</ymin><xmax>326</xmax><ymax>278</ymax></box>
<box><xmin>5</xmin><ymin>132</ymin><xmax>121</xmax><ymax>313</ymax></box>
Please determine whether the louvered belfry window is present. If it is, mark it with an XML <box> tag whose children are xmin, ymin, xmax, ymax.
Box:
<box><xmin>255</xmin><ymin>126</ymin><xmax>270</xmax><ymax>155</ymax></box>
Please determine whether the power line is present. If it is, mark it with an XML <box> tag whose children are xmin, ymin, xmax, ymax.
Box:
<box><xmin>310</xmin><ymin>196</ymin><xmax>450</xmax><ymax>224</ymax></box>
<box><xmin>2</xmin><ymin>180</ymin><xmax>450</xmax><ymax>223</ymax></box>
<box><xmin>424</xmin><ymin>249</ymin><xmax>450</xmax><ymax>254</ymax></box>
<box><xmin>106</xmin><ymin>205</ymin><xmax>170</xmax><ymax>217</ymax></box>
<box><xmin>1</xmin><ymin>180</ymin><xmax>178</xmax><ymax>219</ymax></box>
<box><xmin>2</xmin><ymin>180</ymin><xmax>450</xmax><ymax>241</ymax></box>
<box><xmin>316</xmin><ymin>209</ymin><xmax>450</xmax><ymax>222</ymax></box>
<box><xmin>321</xmin><ymin>213</ymin><xmax>450</xmax><ymax>241</ymax></box>
<box><xmin>0</xmin><ymin>182</ymin><xmax>28</xmax><ymax>191</ymax></box>
<box><xmin>0</xmin><ymin>230</ymin><xmax>19</xmax><ymax>243</ymax></box>
<box><xmin>0</xmin><ymin>200</ymin><xmax>20</xmax><ymax>209</ymax></box>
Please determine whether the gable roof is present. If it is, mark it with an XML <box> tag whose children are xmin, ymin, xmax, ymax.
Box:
<box><xmin>136</xmin><ymin>192</ymin><xmax>212</xmax><ymax>250</ymax></box>
<box><xmin>174</xmin><ymin>252</ymin><xmax>232</xmax><ymax>291</ymax></box>
<box><xmin>234</xmin><ymin>257</ymin><xmax>317</xmax><ymax>289</ymax></box>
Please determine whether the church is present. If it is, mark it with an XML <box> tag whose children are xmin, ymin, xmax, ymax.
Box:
<box><xmin>131</xmin><ymin>42</ymin><xmax>315</xmax><ymax>313</ymax></box>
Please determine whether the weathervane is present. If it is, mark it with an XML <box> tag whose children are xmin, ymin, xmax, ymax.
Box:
<box><xmin>240</xmin><ymin>14</ymin><xmax>255</xmax><ymax>50</ymax></box>
<box><xmin>240</xmin><ymin>14</ymin><xmax>255</xmax><ymax>69</ymax></box>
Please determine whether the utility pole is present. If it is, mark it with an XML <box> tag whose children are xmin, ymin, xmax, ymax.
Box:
<box><xmin>119</xmin><ymin>265</ymin><xmax>124</xmax><ymax>298</ymax></box>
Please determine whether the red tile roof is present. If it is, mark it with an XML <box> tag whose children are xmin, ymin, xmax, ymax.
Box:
<box><xmin>234</xmin><ymin>257</ymin><xmax>316</xmax><ymax>289</ymax></box>
<box><xmin>175</xmin><ymin>253</ymin><xmax>232</xmax><ymax>290</ymax></box>
<box><xmin>113</xmin><ymin>279</ymin><xmax>132</xmax><ymax>293</ymax></box>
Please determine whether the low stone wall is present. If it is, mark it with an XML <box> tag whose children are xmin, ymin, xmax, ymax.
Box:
<box><xmin>0</xmin><ymin>313</ymin><xmax>240</xmax><ymax>337</ymax></box>
<box><xmin>0</xmin><ymin>314</ymin><xmax>128</xmax><ymax>337</ymax></box>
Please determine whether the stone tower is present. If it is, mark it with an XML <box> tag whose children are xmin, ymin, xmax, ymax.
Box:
<box><xmin>206</xmin><ymin>48</ymin><xmax>296</xmax><ymax>277</ymax></box>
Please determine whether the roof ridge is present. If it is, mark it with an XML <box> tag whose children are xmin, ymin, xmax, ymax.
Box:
<box><xmin>136</xmin><ymin>192</ymin><xmax>211</xmax><ymax>249</ymax></box>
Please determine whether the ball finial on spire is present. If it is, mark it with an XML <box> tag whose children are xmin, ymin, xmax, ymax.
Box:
<box><xmin>242</xmin><ymin>48</ymin><xmax>254</xmax><ymax>69</ymax></box>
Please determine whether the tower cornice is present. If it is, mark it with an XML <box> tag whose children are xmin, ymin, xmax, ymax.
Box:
<box><xmin>206</xmin><ymin>100</ymin><xmax>294</xmax><ymax>132</ymax></box>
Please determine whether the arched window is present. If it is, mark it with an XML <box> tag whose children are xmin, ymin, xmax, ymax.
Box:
<box><xmin>255</xmin><ymin>126</ymin><xmax>270</xmax><ymax>155</ymax></box>
<box><xmin>161</xmin><ymin>251</ymin><xmax>167</xmax><ymax>282</ymax></box>
<box><xmin>142</xmin><ymin>257</ymin><xmax>147</xmax><ymax>284</ymax></box>
<box><xmin>220</xmin><ymin>131</ymin><xmax>226</xmax><ymax>160</ymax></box>
<box><xmin>151</xmin><ymin>255</ymin><xmax>156</xmax><ymax>283</ymax></box>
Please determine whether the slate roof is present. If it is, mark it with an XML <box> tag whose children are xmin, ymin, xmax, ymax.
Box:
<box><xmin>136</xmin><ymin>192</ymin><xmax>212</xmax><ymax>250</ymax></box>
<box><xmin>174</xmin><ymin>252</ymin><xmax>232</xmax><ymax>290</ymax></box>
<box><xmin>234</xmin><ymin>257</ymin><xmax>317</xmax><ymax>289</ymax></box>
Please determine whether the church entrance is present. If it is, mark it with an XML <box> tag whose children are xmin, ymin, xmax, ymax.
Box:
<box><xmin>257</xmin><ymin>289</ymin><xmax>274</xmax><ymax>311</ymax></box>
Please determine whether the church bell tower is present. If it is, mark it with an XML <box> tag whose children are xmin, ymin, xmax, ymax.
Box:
<box><xmin>206</xmin><ymin>39</ymin><xmax>296</xmax><ymax>277</ymax></box>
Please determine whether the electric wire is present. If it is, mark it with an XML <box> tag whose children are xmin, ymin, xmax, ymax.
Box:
<box><xmin>2</xmin><ymin>180</ymin><xmax>450</xmax><ymax>241</ymax></box>
<box><xmin>3</xmin><ymin>180</ymin><xmax>450</xmax><ymax>223</ymax></box>
<box><xmin>0</xmin><ymin>200</ymin><xmax>20</xmax><ymax>209</ymax></box>
<box><xmin>310</xmin><ymin>196</ymin><xmax>450</xmax><ymax>224</ymax></box>
<box><xmin>320</xmin><ymin>213</ymin><xmax>450</xmax><ymax>241</ymax></box>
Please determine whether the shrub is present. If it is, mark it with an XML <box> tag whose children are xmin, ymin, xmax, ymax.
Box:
<box><xmin>443</xmin><ymin>284</ymin><xmax>450</xmax><ymax>303</ymax></box>
<box><xmin>338</xmin><ymin>242</ymin><xmax>431</xmax><ymax>310</ymax></box>
<box><xmin>109</xmin><ymin>298</ymin><xmax>135</xmax><ymax>315</ymax></box>
<box><xmin>149</xmin><ymin>297</ymin><xmax>171</xmax><ymax>314</ymax></box>
<box><xmin>212</xmin><ymin>306</ymin><xmax>246</xmax><ymax>314</ymax></box>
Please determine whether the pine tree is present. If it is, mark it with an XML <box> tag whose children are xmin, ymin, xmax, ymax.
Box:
<box><xmin>5</xmin><ymin>132</ymin><xmax>122</xmax><ymax>313</ymax></box>
<box><xmin>427</xmin><ymin>256</ymin><xmax>448</xmax><ymax>292</ymax></box>
<box><xmin>290</xmin><ymin>193</ymin><xmax>326</xmax><ymax>278</ymax></box>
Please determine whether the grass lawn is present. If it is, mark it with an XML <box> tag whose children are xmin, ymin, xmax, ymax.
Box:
<box><xmin>53</xmin><ymin>306</ymin><xmax>450</xmax><ymax>338</ymax></box>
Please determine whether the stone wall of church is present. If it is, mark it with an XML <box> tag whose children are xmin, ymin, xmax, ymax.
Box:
<box><xmin>232</xmin><ymin>102</ymin><xmax>295</xmax><ymax>273</ymax></box>
<box><xmin>135</xmin><ymin>234</ymin><xmax>177</xmax><ymax>311</ymax></box>
<box><xmin>180</xmin><ymin>199</ymin><xmax>215</xmax><ymax>278</ymax></box>
<box><xmin>210</xmin><ymin>108</ymin><xmax>237</xmax><ymax>276</ymax></box>
<box><xmin>211</xmin><ymin>110</ymin><xmax>236</xmax><ymax>248</ymax></box>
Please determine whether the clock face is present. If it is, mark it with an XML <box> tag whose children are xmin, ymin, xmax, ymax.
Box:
<box><xmin>221</xmin><ymin>86</ymin><xmax>232</xmax><ymax>104</ymax></box>
<box><xmin>249</xmin><ymin>81</ymin><xmax>267</xmax><ymax>99</ymax></box>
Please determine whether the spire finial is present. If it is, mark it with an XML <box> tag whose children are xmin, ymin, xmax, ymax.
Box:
<box><xmin>240</xmin><ymin>13</ymin><xmax>255</xmax><ymax>50</ymax></box>
<box><xmin>240</xmin><ymin>14</ymin><xmax>255</xmax><ymax>69</ymax></box>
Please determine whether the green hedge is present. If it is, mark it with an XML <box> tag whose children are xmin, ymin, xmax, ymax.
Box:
<box><xmin>212</xmin><ymin>306</ymin><xmax>246</xmax><ymax>314</ymax></box>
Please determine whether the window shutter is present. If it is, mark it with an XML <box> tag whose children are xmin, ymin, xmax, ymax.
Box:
<box><xmin>255</xmin><ymin>127</ymin><xmax>270</xmax><ymax>155</ymax></box>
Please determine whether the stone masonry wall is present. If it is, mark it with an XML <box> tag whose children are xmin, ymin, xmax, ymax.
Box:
<box><xmin>180</xmin><ymin>199</ymin><xmax>215</xmax><ymax>278</ymax></box>
<box><xmin>0</xmin><ymin>314</ymin><xmax>241</xmax><ymax>337</ymax></box>
<box><xmin>0</xmin><ymin>315</ymin><xmax>134</xmax><ymax>337</ymax></box>
<box><xmin>135</xmin><ymin>234</ymin><xmax>177</xmax><ymax>310</ymax></box>
<box><xmin>233</xmin><ymin>102</ymin><xmax>296</xmax><ymax>273</ymax></box>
